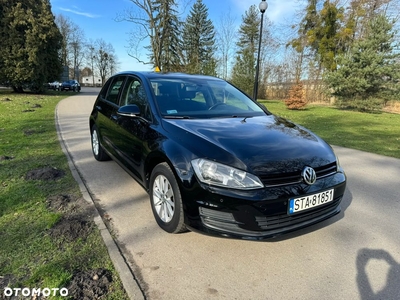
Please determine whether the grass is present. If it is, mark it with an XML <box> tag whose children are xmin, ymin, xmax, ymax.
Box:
<box><xmin>0</xmin><ymin>90</ymin><xmax>128</xmax><ymax>299</ymax></box>
<box><xmin>260</xmin><ymin>100</ymin><xmax>400</xmax><ymax>159</ymax></box>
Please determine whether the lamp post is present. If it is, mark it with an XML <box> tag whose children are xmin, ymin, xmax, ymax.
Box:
<box><xmin>253</xmin><ymin>0</ymin><xmax>268</xmax><ymax>101</ymax></box>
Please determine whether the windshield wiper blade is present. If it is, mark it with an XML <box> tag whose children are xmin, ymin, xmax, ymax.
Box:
<box><xmin>164</xmin><ymin>115</ymin><xmax>191</xmax><ymax>119</ymax></box>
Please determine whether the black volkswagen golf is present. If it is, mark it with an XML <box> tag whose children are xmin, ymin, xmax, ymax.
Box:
<box><xmin>89</xmin><ymin>71</ymin><xmax>346</xmax><ymax>240</ymax></box>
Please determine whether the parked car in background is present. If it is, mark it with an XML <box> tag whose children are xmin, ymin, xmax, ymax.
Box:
<box><xmin>89</xmin><ymin>71</ymin><xmax>347</xmax><ymax>240</ymax></box>
<box><xmin>61</xmin><ymin>80</ymin><xmax>81</xmax><ymax>92</ymax></box>
<box><xmin>48</xmin><ymin>81</ymin><xmax>61</xmax><ymax>90</ymax></box>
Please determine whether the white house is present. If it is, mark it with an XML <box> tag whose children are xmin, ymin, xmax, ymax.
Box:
<box><xmin>81</xmin><ymin>76</ymin><xmax>103</xmax><ymax>87</ymax></box>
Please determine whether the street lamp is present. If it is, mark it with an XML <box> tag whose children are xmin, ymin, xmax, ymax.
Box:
<box><xmin>253</xmin><ymin>0</ymin><xmax>268</xmax><ymax>101</ymax></box>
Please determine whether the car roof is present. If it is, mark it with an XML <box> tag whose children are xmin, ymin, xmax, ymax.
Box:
<box><xmin>111</xmin><ymin>71</ymin><xmax>222</xmax><ymax>81</ymax></box>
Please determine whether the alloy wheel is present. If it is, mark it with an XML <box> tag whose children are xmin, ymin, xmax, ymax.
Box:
<box><xmin>92</xmin><ymin>130</ymin><xmax>99</xmax><ymax>156</ymax></box>
<box><xmin>152</xmin><ymin>175</ymin><xmax>175</xmax><ymax>223</ymax></box>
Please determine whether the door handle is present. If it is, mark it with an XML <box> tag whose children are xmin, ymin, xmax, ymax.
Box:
<box><xmin>96</xmin><ymin>105</ymin><xmax>102</xmax><ymax>111</ymax></box>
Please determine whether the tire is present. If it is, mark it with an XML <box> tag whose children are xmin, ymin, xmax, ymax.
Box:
<box><xmin>150</xmin><ymin>163</ymin><xmax>186</xmax><ymax>233</ymax></box>
<box><xmin>91</xmin><ymin>125</ymin><xmax>110</xmax><ymax>161</ymax></box>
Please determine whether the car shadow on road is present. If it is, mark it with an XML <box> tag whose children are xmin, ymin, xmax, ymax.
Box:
<box><xmin>356</xmin><ymin>248</ymin><xmax>400</xmax><ymax>300</ymax></box>
<box><xmin>270</xmin><ymin>187</ymin><xmax>353</xmax><ymax>242</ymax></box>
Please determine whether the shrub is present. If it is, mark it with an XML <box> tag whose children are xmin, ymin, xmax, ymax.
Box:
<box><xmin>285</xmin><ymin>83</ymin><xmax>307</xmax><ymax>110</ymax></box>
<box><xmin>335</xmin><ymin>97</ymin><xmax>385</xmax><ymax>112</ymax></box>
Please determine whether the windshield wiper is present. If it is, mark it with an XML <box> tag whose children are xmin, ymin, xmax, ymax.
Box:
<box><xmin>164</xmin><ymin>115</ymin><xmax>191</xmax><ymax>119</ymax></box>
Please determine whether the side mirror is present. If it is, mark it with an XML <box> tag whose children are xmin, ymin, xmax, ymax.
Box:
<box><xmin>117</xmin><ymin>104</ymin><xmax>141</xmax><ymax>117</ymax></box>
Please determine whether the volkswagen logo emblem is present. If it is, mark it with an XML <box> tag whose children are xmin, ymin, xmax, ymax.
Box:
<box><xmin>302</xmin><ymin>166</ymin><xmax>316</xmax><ymax>185</ymax></box>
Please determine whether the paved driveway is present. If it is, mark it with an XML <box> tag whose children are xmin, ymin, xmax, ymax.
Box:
<box><xmin>56</xmin><ymin>90</ymin><xmax>400</xmax><ymax>300</ymax></box>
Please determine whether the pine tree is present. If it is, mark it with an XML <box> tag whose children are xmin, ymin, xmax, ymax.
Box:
<box><xmin>150</xmin><ymin>0</ymin><xmax>182</xmax><ymax>72</ymax></box>
<box><xmin>231</xmin><ymin>5</ymin><xmax>260</xmax><ymax>96</ymax></box>
<box><xmin>236</xmin><ymin>5</ymin><xmax>260</xmax><ymax>55</ymax></box>
<box><xmin>285</xmin><ymin>83</ymin><xmax>307</xmax><ymax>109</ymax></box>
<box><xmin>231</xmin><ymin>49</ymin><xmax>256</xmax><ymax>96</ymax></box>
<box><xmin>0</xmin><ymin>0</ymin><xmax>62</xmax><ymax>93</ymax></box>
<box><xmin>182</xmin><ymin>0</ymin><xmax>217</xmax><ymax>75</ymax></box>
<box><xmin>325</xmin><ymin>14</ymin><xmax>400</xmax><ymax>111</ymax></box>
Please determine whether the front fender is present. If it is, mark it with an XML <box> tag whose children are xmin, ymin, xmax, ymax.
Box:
<box><xmin>144</xmin><ymin>139</ymin><xmax>197</xmax><ymax>191</ymax></box>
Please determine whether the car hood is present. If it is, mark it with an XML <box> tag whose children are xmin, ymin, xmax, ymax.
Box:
<box><xmin>162</xmin><ymin>115</ymin><xmax>336</xmax><ymax>175</ymax></box>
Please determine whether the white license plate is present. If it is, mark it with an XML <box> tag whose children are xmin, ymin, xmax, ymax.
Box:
<box><xmin>288</xmin><ymin>189</ymin><xmax>334</xmax><ymax>214</ymax></box>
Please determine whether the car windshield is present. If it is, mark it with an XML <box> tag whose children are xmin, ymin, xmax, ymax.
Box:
<box><xmin>149</xmin><ymin>77</ymin><xmax>265</xmax><ymax>119</ymax></box>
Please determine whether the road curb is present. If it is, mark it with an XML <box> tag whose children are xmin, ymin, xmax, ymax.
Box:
<box><xmin>54</xmin><ymin>102</ymin><xmax>145</xmax><ymax>300</ymax></box>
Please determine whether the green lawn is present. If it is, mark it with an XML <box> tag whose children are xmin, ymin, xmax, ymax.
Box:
<box><xmin>0</xmin><ymin>90</ymin><xmax>128</xmax><ymax>299</ymax></box>
<box><xmin>260</xmin><ymin>100</ymin><xmax>400</xmax><ymax>159</ymax></box>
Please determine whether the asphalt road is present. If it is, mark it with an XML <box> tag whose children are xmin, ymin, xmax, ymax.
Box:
<box><xmin>56</xmin><ymin>88</ymin><xmax>400</xmax><ymax>300</ymax></box>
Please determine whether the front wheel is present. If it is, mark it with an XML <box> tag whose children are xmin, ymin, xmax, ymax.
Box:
<box><xmin>91</xmin><ymin>125</ymin><xmax>110</xmax><ymax>161</ymax></box>
<box><xmin>150</xmin><ymin>163</ymin><xmax>186</xmax><ymax>233</ymax></box>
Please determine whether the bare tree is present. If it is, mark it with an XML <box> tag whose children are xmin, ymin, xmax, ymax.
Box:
<box><xmin>259</xmin><ymin>17</ymin><xmax>279</xmax><ymax>98</ymax></box>
<box><xmin>266</xmin><ymin>48</ymin><xmax>302</xmax><ymax>99</ymax></box>
<box><xmin>86</xmin><ymin>40</ymin><xmax>97</xmax><ymax>86</ymax></box>
<box><xmin>108</xmin><ymin>53</ymin><xmax>119</xmax><ymax>75</ymax></box>
<box><xmin>215</xmin><ymin>9</ymin><xmax>237</xmax><ymax>80</ymax></box>
<box><xmin>69</xmin><ymin>25</ymin><xmax>86</xmax><ymax>79</ymax></box>
<box><xmin>55</xmin><ymin>14</ymin><xmax>86</xmax><ymax>79</ymax></box>
<box><xmin>93</xmin><ymin>39</ymin><xmax>117</xmax><ymax>85</ymax></box>
<box><xmin>336</xmin><ymin>0</ymin><xmax>400</xmax><ymax>55</ymax></box>
<box><xmin>55</xmin><ymin>14</ymin><xmax>73</xmax><ymax>67</ymax></box>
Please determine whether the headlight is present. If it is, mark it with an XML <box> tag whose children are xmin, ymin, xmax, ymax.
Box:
<box><xmin>191</xmin><ymin>158</ymin><xmax>263</xmax><ymax>190</ymax></box>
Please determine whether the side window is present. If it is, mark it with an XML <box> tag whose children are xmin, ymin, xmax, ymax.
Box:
<box><xmin>104</xmin><ymin>76</ymin><xmax>125</xmax><ymax>105</ymax></box>
<box><xmin>121</xmin><ymin>76</ymin><xmax>151</xmax><ymax>120</ymax></box>
<box><xmin>99</xmin><ymin>78</ymin><xmax>112</xmax><ymax>99</ymax></box>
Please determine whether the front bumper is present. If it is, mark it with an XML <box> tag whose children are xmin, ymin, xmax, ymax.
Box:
<box><xmin>181</xmin><ymin>171</ymin><xmax>347</xmax><ymax>240</ymax></box>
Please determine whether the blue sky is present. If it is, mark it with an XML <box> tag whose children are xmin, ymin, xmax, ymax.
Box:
<box><xmin>49</xmin><ymin>0</ymin><xmax>298</xmax><ymax>72</ymax></box>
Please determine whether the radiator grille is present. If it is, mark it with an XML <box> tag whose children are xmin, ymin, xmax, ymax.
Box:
<box><xmin>259</xmin><ymin>162</ymin><xmax>337</xmax><ymax>186</ymax></box>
